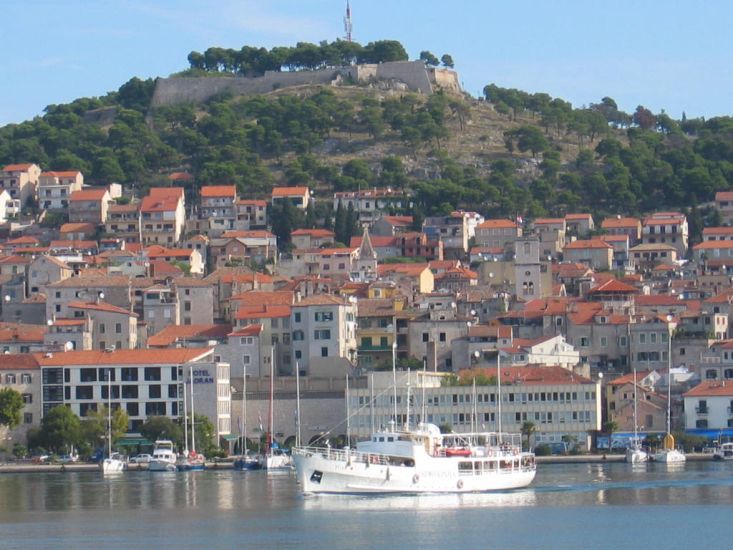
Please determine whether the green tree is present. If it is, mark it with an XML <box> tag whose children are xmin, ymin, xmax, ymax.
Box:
<box><xmin>0</xmin><ymin>388</ymin><xmax>24</xmax><ymax>429</ymax></box>
<box><xmin>140</xmin><ymin>416</ymin><xmax>184</xmax><ymax>449</ymax></box>
<box><xmin>440</xmin><ymin>54</ymin><xmax>455</xmax><ymax>68</ymax></box>
<box><xmin>40</xmin><ymin>405</ymin><xmax>82</xmax><ymax>453</ymax></box>
<box><xmin>521</xmin><ymin>421</ymin><xmax>536</xmax><ymax>452</ymax></box>
<box><xmin>192</xmin><ymin>414</ymin><xmax>217</xmax><ymax>455</ymax></box>
<box><xmin>419</xmin><ymin>51</ymin><xmax>440</xmax><ymax>66</ymax></box>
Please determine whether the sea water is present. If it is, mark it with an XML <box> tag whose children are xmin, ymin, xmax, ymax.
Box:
<box><xmin>0</xmin><ymin>461</ymin><xmax>731</xmax><ymax>549</ymax></box>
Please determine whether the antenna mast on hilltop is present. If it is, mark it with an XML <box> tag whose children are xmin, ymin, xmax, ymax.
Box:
<box><xmin>344</xmin><ymin>1</ymin><xmax>353</xmax><ymax>42</ymax></box>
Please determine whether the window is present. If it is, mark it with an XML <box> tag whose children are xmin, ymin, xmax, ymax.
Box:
<box><xmin>294</xmin><ymin>312</ymin><xmax>301</xmax><ymax>323</ymax></box>
<box><xmin>22</xmin><ymin>393</ymin><xmax>32</xmax><ymax>404</ymax></box>
<box><xmin>121</xmin><ymin>385</ymin><xmax>139</xmax><ymax>399</ymax></box>
<box><xmin>422</xmin><ymin>333</ymin><xmax>429</xmax><ymax>343</ymax></box>
<box><xmin>80</xmin><ymin>368</ymin><xmax>97</xmax><ymax>382</ymax></box>
<box><xmin>314</xmin><ymin>329</ymin><xmax>331</xmax><ymax>340</ymax></box>
<box><xmin>76</xmin><ymin>386</ymin><xmax>93</xmax><ymax>400</ymax></box>
<box><xmin>146</xmin><ymin>402</ymin><xmax>166</xmax><ymax>416</ymax></box>
<box><xmin>21</xmin><ymin>373</ymin><xmax>31</xmax><ymax>384</ymax></box>
<box><xmin>23</xmin><ymin>413</ymin><xmax>32</xmax><ymax>424</ymax></box>
<box><xmin>99</xmin><ymin>323</ymin><xmax>106</xmax><ymax>334</ymax></box>
<box><xmin>121</xmin><ymin>368</ymin><xmax>138</xmax><ymax>382</ymax></box>
<box><xmin>321</xmin><ymin>347</ymin><xmax>328</xmax><ymax>357</ymax></box>
<box><xmin>4</xmin><ymin>374</ymin><xmax>15</xmax><ymax>384</ymax></box>
<box><xmin>144</xmin><ymin>367</ymin><xmax>161</xmax><ymax>381</ymax></box>
<box><xmin>127</xmin><ymin>402</ymin><xmax>139</xmax><ymax>416</ymax></box>
<box><xmin>600</xmin><ymin>336</ymin><xmax>608</xmax><ymax>348</ymax></box>
<box><xmin>695</xmin><ymin>419</ymin><xmax>708</xmax><ymax>429</ymax></box>
<box><xmin>439</xmin><ymin>332</ymin><xmax>446</xmax><ymax>342</ymax></box>
<box><xmin>116</xmin><ymin>323</ymin><xmax>122</xmax><ymax>334</ymax></box>
<box><xmin>315</xmin><ymin>311</ymin><xmax>334</xmax><ymax>322</ymax></box>
<box><xmin>293</xmin><ymin>330</ymin><xmax>304</xmax><ymax>341</ymax></box>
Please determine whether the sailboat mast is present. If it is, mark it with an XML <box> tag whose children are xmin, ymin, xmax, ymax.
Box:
<box><xmin>242</xmin><ymin>364</ymin><xmax>246</xmax><ymax>453</ymax></box>
<box><xmin>190</xmin><ymin>365</ymin><xmax>195</xmax><ymax>454</ymax></box>
<box><xmin>268</xmin><ymin>345</ymin><xmax>275</xmax><ymax>455</ymax></box>
<box><xmin>667</xmin><ymin>331</ymin><xmax>672</xmax><ymax>435</ymax></box>
<box><xmin>633</xmin><ymin>364</ymin><xmax>639</xmax><ymax>441</ymax></box>
<box><xmin>107</xmin><ymin>368</ymin><xmax>112</xmax><ymax>457</ymax></box>
<box><xmin>497</xmin><ymin>350</ymin><xmax>503</xmax><ymax>441</ymax></box>
<box><xmin>346</xmin><ymin>373</ymin><xmax>350</xmax><ymax>446</ymax></box>
<box><xmin>295</xmin><ymin>361</ymin><xmax>301</xmax><ymax>448</ymax></box>
<box><xmin>183</xmin><ymin>370</ymin><xmax>189</xmax><ymax>454</ymax></box>
<box><xmin>405</xmin><ymin>373</ymin><xmax>411</xmax><ymax>432</ymax></box>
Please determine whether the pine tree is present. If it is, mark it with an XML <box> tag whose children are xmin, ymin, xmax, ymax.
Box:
<box><xmin>334</xmin><ymin>202</ymin><xmax>347</xmax><ymax>244</ymax></box>
<box><xmin>346</xmin><ymin>203</ymin><xmax>359</xmax><ymax>241</ymax></box>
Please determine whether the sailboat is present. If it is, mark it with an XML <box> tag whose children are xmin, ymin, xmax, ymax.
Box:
<box><xmin>653</xmin><ymin>333</ymin><xmax>686</xmax><ymax>464</ymax></box>
<box><xmin>234</xmin><ymin>364</ymin><xmax>262</xmax><ymax>470</ymax></box>
<box><xmin>625</xmin><ymin>364</ymin><xmax>648</xmax><ymax>463</ymax></box>
<box><xmin>100</xmin><ymin>367</ymin><xmax>126</xmax><ymax>474</ymax></box>
<box><xmin>178</xmin><ymin>366</ymin><xmax>206</xmax><ymax>471</ymax></box>
<box><xmin>260</xmin><ymin>346</ymin><xmax>293</xmax><ymax>472</ymax></box>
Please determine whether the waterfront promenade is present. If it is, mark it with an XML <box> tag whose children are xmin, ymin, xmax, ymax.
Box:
<box><xmin>0</xmin><ymin>453</ymin><xmax>714</xmax><ymax>473</ymax></box>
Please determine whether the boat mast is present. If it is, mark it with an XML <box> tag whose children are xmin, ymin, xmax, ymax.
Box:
<box><xmin>405</xmin><ymin>372</ymin><xmax>410</xmax><ymax>431</ymax></box>
<box><xmin>107</xmin><ymin>367</ymin><xmax>112</xmax><ymax>458</ymax></box>
<box><xmin>497</xmin><ymin>350</ymin><xmax>503</xmax><ymax>442</ymax></box>
<box><xmin>632</xmin><ymin>363</ymin><xmax>639</xmax><ymax>443</ymax></box>
<box><xmin>345</xmin><ymin>372</ymin><xmax>350</xmax><ymax>446</ymax></box>
<box><xmin>471</xmin><ymin>377</ymin><xmax>477</xmax><ymax>435</ymax></box>
<box><xmin>183</xmin><ymin>370</ymin><xmax>189</xmax><ymax>455</ymax></box>
<box><xmin>268</xmin><ymin>345</ymin><xmax>275</xmax><ymax>456</ymax></box>
<box><xmin>369</xmin><ymin>372</ymin><xmax>374</xmax><ymax>433</ymax></box>
<box><xmin>666</xmin><ymin>323</ymin><xmax>672</xmax><ymax>436</ymax></box>
<box><xmin>295</xmin><ymin>361</ymin><xmax>301</xmax><ymax>448</ymax></box>
<box><xmin>421</xmin><ymin>358</ymin><xmax>427</xmax><ymax>426</ymax></box>
<box><xmin>190</xmin><ymin>365</ymin><xmax>196</xmax><ymax>455</ymax></box>
<box><xmin>391</xmin><ymin>342</ymin><xmax>397</xmax><ymax>425</ymax></box>
<box><xmin>242</xmin><ymin>363</ymin><xmax>247</xmax><ymax>454</ymax></box>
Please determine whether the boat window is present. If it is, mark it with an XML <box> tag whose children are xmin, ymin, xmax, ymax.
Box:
<box><xmin>388</xmin><ymin>437</ymin><xmax>394</xmax><ymax>442</ymax></box>
<box><xmin>379</xmin><ymin>437</ymin><xmax>385</xmax><ymax>442</ymax></box>
<box><xmin>458</xmin><ymin>462</ymin><xmax>473</xmax><ymax>472</ymax></box>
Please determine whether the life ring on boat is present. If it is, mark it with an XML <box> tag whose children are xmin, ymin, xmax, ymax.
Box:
<box><xmin>457</xmin><ymin>479</ymin><xmax>464</xmax><ymax>490</ymax></box>
<box><xmin>413</xmin><ymin>474</ymin><xmax>419</xmax><ymax>484</ymax></box>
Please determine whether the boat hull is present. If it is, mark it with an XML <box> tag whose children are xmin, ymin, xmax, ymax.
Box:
<box><xmin>149</xmin><ymin>460</ymin><xmax>177</xmax><ymax>472</ymax></box>
<box><xmin>234</xmin><ymin>457</ymin><xmax>263</xmax><ymax>471</ymax></box>
<box><xmin>293</xmin><ymin>451</ymin><xmax>535</xmax><ymax>494</ymax></box>
<box><xmin>625</xmin><ymin>448</ymin><xmax>648</xmax><ymax>464</ymax></box>
<box><xmin>100</xmin><ymin>458</ymin><xmax>126</xmax><ymax>474</ymax></box>
<box><xmin>653</xmin><ymin>449</ymin><xmax>686</xmax><ymax>463</ymax></box>
<box><xmin>177</xmin><ymin>462</ymin><xmax>205</xmax><ymax>472</ymax></box>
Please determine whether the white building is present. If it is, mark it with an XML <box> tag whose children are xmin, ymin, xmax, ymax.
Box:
<box><xmin>291</xmin><ymin>295</ymin><xmax>357</xmax><ymax>376</ymax></box>
<box><xmin>683</xmin><ymin>380</ymin><xmax>733</xmax><ymax>433</ymax></box>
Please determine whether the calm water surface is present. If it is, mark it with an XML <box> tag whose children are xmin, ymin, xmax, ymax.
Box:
<box><xmin>0</xmin><ymin>461</ymin><xmax>731</xmax><ymax>549</ymax></box>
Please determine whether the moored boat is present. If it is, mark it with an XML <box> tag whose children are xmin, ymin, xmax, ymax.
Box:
<box><xmin>712</xmin><ymin>442</ymin><xmax>733</xmax><ymax>461</ymax></box>
<box><xmin>292</xmin><ymin>422</ymin><xmax>536</xmax><ymax>494</ymax></box>
<box><xmin>149</xmin><ymin>440</ymin><xmax>177</xmax><ymax>472</ymax></box>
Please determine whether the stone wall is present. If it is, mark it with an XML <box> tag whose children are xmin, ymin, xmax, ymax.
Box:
<box><xmin>150</xmin><ymin>61</ymin><xmax>463</xmax><ymax>108</ymax></box>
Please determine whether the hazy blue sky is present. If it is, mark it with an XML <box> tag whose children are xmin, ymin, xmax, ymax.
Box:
<box><xmin>2</xmin><ymin>0</ymin><xmax>731</xmax><ymax>125</ymax></box>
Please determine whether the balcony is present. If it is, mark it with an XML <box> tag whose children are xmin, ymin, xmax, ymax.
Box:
<box><xmin>695</xmin><ymin>407</ymin><xmax>709</xmax><ymax>415</ymax></box>
<box><xmin>358</xmin><ymin>343</ymin><xmax>392</xmax><ymax>352</ymax></box>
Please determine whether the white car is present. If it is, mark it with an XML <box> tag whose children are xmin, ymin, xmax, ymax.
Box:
<box><xmin>130</xmin><ymin>454</ymin><xmax>152</xmax><ymax>464</ymax></box>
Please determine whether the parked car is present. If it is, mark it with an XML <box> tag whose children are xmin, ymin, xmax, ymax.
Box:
<box><xmin>58</xmin><ymin>454</ymin><xmax>79</xmax><ymax>464</ymax></box>
<box><xmin>130</xmin><ymin>454</ymin><xmax>152</xmax><ymax>464</ymax></box>
<box><xmin>31</xmin><ymin>454</ymin><xmax>50</xmax><ymax>464</ymax></box>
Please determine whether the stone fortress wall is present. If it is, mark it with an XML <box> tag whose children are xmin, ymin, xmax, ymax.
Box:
<box><xmin>150</xmin><ymin>61</ymin><xmax>462</xmax><ymax>108</ymax></box>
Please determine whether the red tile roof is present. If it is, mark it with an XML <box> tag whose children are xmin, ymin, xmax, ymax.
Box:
<box><xmin>220</xmin><ymin>230</ymin><xmax>274</xmax><ymax>239</ymax></box>
<box><xmin>228</xmin><ymin>324</ymin><xmax>262</xmax><ymax>337</ymax></box>
<box><xmin>34</xmin><ymin>348</ymin><xmax>213</xmax><ymax>366</ymax></box>
<box><xmin>0</xmin><ymin>323</ymin><xmax>46</xmax><ymax>343</ymax></box>
<box><xmin>684</xmin><ymin>380</ymin><xmax>733</xmax><ymax>397</ymax></box>
<box><xmin>291</xmin><ymin>229</ymin><xmax>335</xmax><ymax>238</ymax></box>
<box><xmin>1</xmin><ymin>163</ymin><xmax>35</xmax><ymax>172</ymax></box>
<box><xmin>70</xmin><ymin>189</ymin><xmax>108</xmax><ymax>201</ymax></box>
<box><xmin>588</xmin><ymin>278</ymin><xmax>638</xmax><ymax>294</ymax></box>
<box><xmin>231</xmin><ymin>291</ymin><xmax>294</xmax><ymax>306</ymax></box>
<box><xmin>458</xmin><ymin>365</ymin><xmax>593</xmax><ymax>386</ymax></box>
<box><xmin>68</xmin><ymin>300</ymin><xmax>137</xmax><ymax>316</ymax></box>
<box><xmin>377</xmin><ymin>263</ymin><xmax>430</xmax><ymax>277</ymax></box>
<box><xmin>235</xmin><ymin>304</ymin><xmax>291</xmax><ymax>320</ymax></box>
<box><xmin>271</xmin><ymin>186</ymin><xmax>308</xmax><ymax>197</ymax></box>
<box><xmin>42</xmin><ymin>170</ymin><xmax>81</xmax><ymax>178</ymax></box>
<box><xmin>148</xmin><ymin>324</ymin><xmax>232</xmax><ymax>347</ymax></box>
<box><xmin>167</xmin><ymin>172</ymin><xmax>193</xmax><ymax>182</ymax></box>
<box><xmin>565</xmin><ymin>213</ymin><xmax>593</xmax><ymax>221</ymax></box>
<box><xmin>564</xmin><ymin>239</ymin><xmax>613</xmax><ymax>250</ymax></box>
<box><xmin>0</xmin><ymin>354</ymin><xmax>41</xmax><ymax>370</ymax></box>
<box><xmin>380</xmin><ymin>215</ymin><xmax>413</xmax><ymax>226</ymax></box>
<box><xmin>201</xmin><ymin>185</ymin><xmax>236</xmax><ymax>198</ymax></box>
<box><xmin>477</xmin><ymin>219</ymin><xmax>517</xmax><ymax>229</ymax></box>
<box><xmin>601</xmin><ymin>217</ymin><xmax>640</xmax><ymax>229</ymax></box>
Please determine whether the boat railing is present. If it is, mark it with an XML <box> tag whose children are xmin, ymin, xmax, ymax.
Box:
<box><xmin>293</xmin><ymin>446</ymin><xmax>390</xmax><ymax>466</ymax></box>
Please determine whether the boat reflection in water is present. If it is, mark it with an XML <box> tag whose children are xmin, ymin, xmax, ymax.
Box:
<box><xmin>301</xmin><ymin>489</ymin><xmax>537</xmax><ymax>511</ymax></box>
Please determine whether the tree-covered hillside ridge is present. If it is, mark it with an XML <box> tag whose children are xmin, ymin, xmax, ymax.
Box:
<box><xmin>0</xmin><ymin>39</ymin><xmax>731</xmax><ymax>237</ymax></box>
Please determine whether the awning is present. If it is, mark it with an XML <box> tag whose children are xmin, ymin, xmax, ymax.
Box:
<box><xmin>684</xmin><ymin>429</ymin><xmax>733</xmax><ymax>439</ymax></box>
<box><xmin>221</xmin><ymin>434</ymin><xmax>240</xmax><ymax>442</ymax></box>
<box><xmin>116</xmin><ymin>437</ymin><xmax>153</xmax><ymax>447</ymax></box>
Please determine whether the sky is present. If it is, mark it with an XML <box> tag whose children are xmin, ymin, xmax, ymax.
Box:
<box><xmin>2</xmin><ymin>0</ymin><xmax>732</xmax><ymax>126</ymax></box>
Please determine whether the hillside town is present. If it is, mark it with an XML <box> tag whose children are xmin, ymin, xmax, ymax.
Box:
<box><xmin>0</xmin><ymin>161</ymin><xmax>732</xmax><ymax>456</ymax></box>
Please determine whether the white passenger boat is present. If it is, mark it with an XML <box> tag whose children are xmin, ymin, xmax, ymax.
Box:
<box><xmin>292</xmin><ymin>422</ymin><xmax>536</xmax><ymax>494</ymax></box>
<box><xmin>712</xmin><ymin>442</ymin><xmax>733</xmax><ymax>461</ymax></box>
<box><xmin>149</xmin><ymin>440</ymin><xmax>177</xmax><ymax>472</ymax></box>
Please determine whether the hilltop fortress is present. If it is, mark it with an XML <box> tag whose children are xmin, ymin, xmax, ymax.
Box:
<box><xmin>150</xmin><ymin>61</ymin><xmax>461</xmax><ymax>107</ymax></box>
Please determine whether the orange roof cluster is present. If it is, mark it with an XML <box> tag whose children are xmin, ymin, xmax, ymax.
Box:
<box><xmin>60</xmin><ymin>222</ymin><xmax>96</xmax><ymax>233</ymax></box>
<box><xmin>228</xmin><ymin>324</ymin><xmax>263</xmax><ymax>337</ymax></box>
<box><xmin>565</xmin><ymin>213</ymin><xmax>593</xmax><ymax>221</ymax></box>
<box><xmin>236</xmin><ymin>199</ymin><xmax>267</xmax><ymax>207</ymax></box>
<box><xmin>41</xmin><ymin>170</ymin><xmax>81</xmax><ymax>178</ymax></box>
<box><xmin>588</xmin><ymin>278</ymin><xmax>638</xmax><ymax>294</ymax></box>
<box><xmin>377</xmin><ymin>263</ymin><xmax>430</xmax><ymax>277</ymax></box>
<box><xmin>294</xmin><ymin>294</ymin><xmax>347</xmax><ymax>307</ymax></box>
<box><xmin>145</xmin><ymin>245</ymin><xmax>194</xmax><ymax>259</ymax></box>
<box><xmin>380</xmin><ymin>215</ymin><xmax>413</xmax><ymax>226</ymax></box>
<box><xmin>0</xmin><ymin>323</ymin><xmax>46</xmax><ymax>343</ymax></box>
<box><xmin>0</xmin><ymin>354</ymin><xmax>41</xmax><ymax>370</ymax></box>
<box><xmin>231</xmin><ymin>291</ymin><xmax>294</xmax><ymax>306</ymax></box>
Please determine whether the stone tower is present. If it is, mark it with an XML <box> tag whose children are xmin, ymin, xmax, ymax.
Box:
<box><xmin>514</xmin><ymin>236</ymin><xmax>542</xmax><ymax>300</ymax></box>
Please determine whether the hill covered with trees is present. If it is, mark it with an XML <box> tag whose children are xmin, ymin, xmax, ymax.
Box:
<box><xmin>0</xmin><ymin>39</ymin><xmax>731</xmax><ymax>241</ymax></box>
